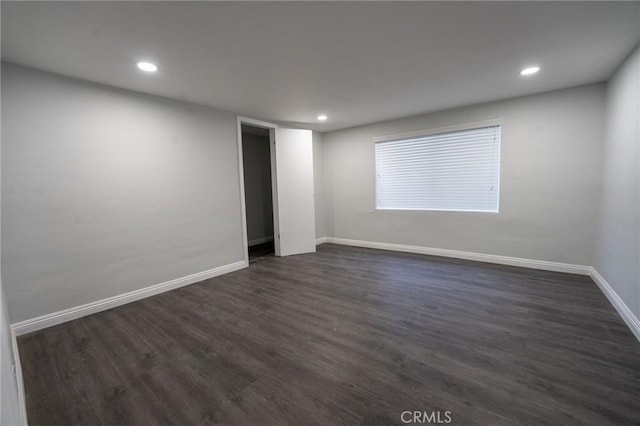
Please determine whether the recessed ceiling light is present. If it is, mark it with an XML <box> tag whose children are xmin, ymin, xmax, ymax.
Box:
<box><xmin>317</xmin><ymin>114</ymin><xmax>328</xmax><ymax>121</ymax></box>
<box><xmin>137</xmin><ymin>62</ymin><xmax>158</xmax><ymax>72</ymax></box>
<box><xmin>520</xmin><ymin>66</ymin><xmax>540</xmax><ymax>76</ymax></box>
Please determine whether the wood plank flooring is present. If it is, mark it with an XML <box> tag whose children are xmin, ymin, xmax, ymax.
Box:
<box><xmin>17</xmin><ymin>244</ymin><xmax>640</xmax><ymax>425</ymax></box>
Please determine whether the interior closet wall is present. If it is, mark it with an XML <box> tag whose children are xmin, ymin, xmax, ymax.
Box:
<box><xmin>242</xmin><ymin>132</ymin><xmax>274</xmax><ymax>245</ymax></box>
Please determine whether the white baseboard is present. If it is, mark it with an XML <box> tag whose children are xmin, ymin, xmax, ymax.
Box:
<box><xmin>11</xmin><ymin>328</ymin><xmax>28</xmax><ymax>425</ymax></box>
<box><xmin>315</xmin><ymin>236</ymin><xmax>328</xmax><ymax>245</ymax></box>
<box><xmin>589</xmin><ymin>268</ymin><xmax>640</xmax><ymax>342</ymax></box>
<box><xmin>11</xmin><ymin>260</ymin><xmax>247</xmax><ymax>336</ymax></box>
<box><xmin>324</xmin><ymin>237</ymin><xmax>591</xmax><ymax>275</ymax></box>
<box><xmin>248</xmin><ymin>236</ymin><xmax>274</xmax><ymax>247</ymax></box>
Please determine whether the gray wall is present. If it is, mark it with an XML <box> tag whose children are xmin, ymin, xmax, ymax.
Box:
<box><xmin>594</xmin><ymin>45</ymin><xmax>640</xmax><ymax>318</ymax></box>
<box><xmin>1</xmin><ymin>113</ymin><xmax>24</xmax><ymax>424</ymax></box>
<box><xmin>322</xmin><ymin>84</ymin><xmax>605</xmax><ymax>265</ymax></box>
<box><xmin>1</xmin><ymin>63</ymin><xmax>244</xmax><ymax>323</ymax></box>
<box><xmin>241</xmin><ymin>133</ymin><xmax>274</xmax><ymax>244</ymax></box>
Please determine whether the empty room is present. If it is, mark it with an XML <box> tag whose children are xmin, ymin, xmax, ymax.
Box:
<box><xmin>1</xmin><ymin>1</ymin><xmax>639</xmax><ymax>425</ymax></box>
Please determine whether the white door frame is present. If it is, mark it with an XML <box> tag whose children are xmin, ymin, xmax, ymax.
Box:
<box><xmin>236</xmin><ymin>116</ymin><xmax>280</xmax><ymax>265</ymax></box>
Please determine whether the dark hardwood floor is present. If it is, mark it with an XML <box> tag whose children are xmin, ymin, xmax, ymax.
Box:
<box><xmin>17</xmin><ymin>244</ymin><xmax>640</xmax><ymax>425</ymax></box>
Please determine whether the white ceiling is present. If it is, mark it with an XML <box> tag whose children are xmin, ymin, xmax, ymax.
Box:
<box><xmin>2</xmin><ymin>2</ymin><xmax>639</xmax><ymax>132</ymax></box>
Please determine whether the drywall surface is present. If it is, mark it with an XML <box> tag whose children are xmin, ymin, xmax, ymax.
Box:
<box><xmin>1</xmin><ymin>283</ymin><xmax>22</xmax><ymax>426</ymax></box>
<box><xmin>1</xmin><ymin>63</ymin><xmax>244</xmax><ymax>322</ymax></box>
<box><xmin>322</xmin><ymin>84</ymin><xmax>605</xmax><ymax>265</ymax></box>
<box><xmin>313</xmin><ymin>131</ymin><xmax>325</xmax><ymax>239</ymax></box>
<box><xmin>241</xmin><ymin>133</ymin><xmax>274</xmax><ymax>244</ymax></box>
<box><xmin>594</xmin><ymin>45</ymin><xmax>640</xmax><ymax>317</ymax></box>
<box><xmin>1</xmin><ymin>110</ymin><xmax>24</xmax><ymax>424</ymax></box>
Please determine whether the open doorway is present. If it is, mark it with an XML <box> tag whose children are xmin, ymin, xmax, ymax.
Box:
<box><xmin>238</xmin><ymin>116</ymin><xmax>316</xmax><ymax>263</ymax></box>
<box><xmin>240</xmin><ymin>123</ymin><xmax>276</xmax><ymax>262</ymax></box>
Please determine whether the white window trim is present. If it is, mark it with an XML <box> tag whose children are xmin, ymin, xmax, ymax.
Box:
<box><xmin>373</xmin><ymin>118</ymin><xmax>503</xmax><ymax>213</ymax></box>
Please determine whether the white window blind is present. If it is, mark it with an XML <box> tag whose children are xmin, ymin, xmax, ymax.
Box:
<box><xmin>375</xmin><ymin>124</ymin><xmax>501</xmax><ymax>212</ymax></box>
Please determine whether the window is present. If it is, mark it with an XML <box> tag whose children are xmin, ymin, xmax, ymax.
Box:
<box><xmin>375</xmin><ymin>123</ymin><xmax>501</xmax><ymax>212</ymax></box>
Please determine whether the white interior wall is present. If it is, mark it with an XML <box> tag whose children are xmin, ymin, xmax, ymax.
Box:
<box><xmin>1</xmin><ymin>63</ymin><xmax>244</xmax><ymax>323</ymax></box>
<box><xmin>1</xmin><ymin>107</ymin><xmax>25</xmax><ymax>424</ymax></box>
<box><xmin>594</xmin><ymin>45</ymin><xmax>640</xmax><ymax>318</ymax></box>
<box><xmin>322</xmin><ymin>84</ymin><xmax>606</xmax><ymax>266</ymax></box>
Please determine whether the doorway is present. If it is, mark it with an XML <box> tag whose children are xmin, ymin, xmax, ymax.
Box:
<box><xmin>240</xmin><ymin>123</ymin><xmax>276</xmax><ymax>263</ymax></box>
<box><xmin>237</xmin><ymin>116</ymin><xmax>316</xmax><ymax>265</ymax></box>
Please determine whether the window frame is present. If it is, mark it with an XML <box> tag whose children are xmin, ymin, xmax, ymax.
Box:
<box><xmin>373</xmin><ymin>119</ymin><xmax>503</xmax><ymax>213</ymax></box>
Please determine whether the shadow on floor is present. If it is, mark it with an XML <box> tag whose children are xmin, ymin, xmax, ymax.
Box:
<box><xmin>248</xmin><ymin>240</ymin><xmax>274</xmax><ymax>263</ymax></box>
